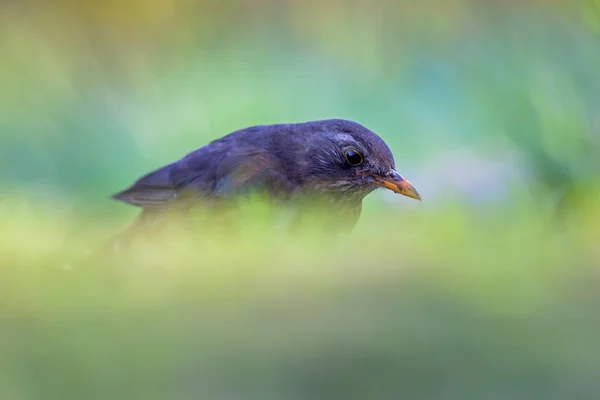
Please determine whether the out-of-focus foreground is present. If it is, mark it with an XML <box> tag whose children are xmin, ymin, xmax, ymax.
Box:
<box><xmin>1</xmin><ymin>1</ymin><xmax>600</xmax><ymax>399</ymax></box>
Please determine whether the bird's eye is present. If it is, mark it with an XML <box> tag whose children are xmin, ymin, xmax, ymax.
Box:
<box><xmin>345</xmin><ymin>149</ymin><xmax>364</xmax><ymax>166</ymax></box>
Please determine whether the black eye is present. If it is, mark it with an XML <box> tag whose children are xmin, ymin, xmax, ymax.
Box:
<box><xmin>345</xmin><ymin>149</ymin><xmax>364</xmax><ymax>166</ymax></box>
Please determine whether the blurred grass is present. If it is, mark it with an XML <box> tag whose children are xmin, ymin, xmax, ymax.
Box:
<box><xmin>1</xmin><ymin>0</ymin><xmax>600</xmax><ymax>399</ymax></box>
<box><xmin>1</xmin><ymin>190</ymin><xmax>600</xmax><ymax>399</ymax></box>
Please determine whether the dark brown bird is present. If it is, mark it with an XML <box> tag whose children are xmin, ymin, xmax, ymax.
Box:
<box><xmin>111</xmin><ymin>119</ymin><xmax>420</xmax><ymax>243</ymax></box>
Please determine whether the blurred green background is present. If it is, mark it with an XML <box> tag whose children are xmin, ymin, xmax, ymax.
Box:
<box><xmin>1</xmin><ymin>0</ymin><xmax>600</xmax><ymax>399</ymax></box>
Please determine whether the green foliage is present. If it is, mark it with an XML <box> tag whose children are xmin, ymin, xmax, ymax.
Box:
<box><xmin>2</xmin><ymin>193</ymin><xmax>600</xmax><ymax>399</ymax></box>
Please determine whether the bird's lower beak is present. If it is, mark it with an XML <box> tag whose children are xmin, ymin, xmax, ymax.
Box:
<box><xmin>373</xmin><ymin>170</ymin><xmax>421</xmax><ymax>201</ymax></box>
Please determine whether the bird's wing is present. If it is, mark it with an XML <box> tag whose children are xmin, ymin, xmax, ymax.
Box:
<box><xmin>112</xmin><ymin>147</ymin><xmax>290</xmax><ymax>209</ymax></box>
<box><xmin>212</xmin><ymin>150</ymin><xmax>290</xmax><ymax>197</ymax></box>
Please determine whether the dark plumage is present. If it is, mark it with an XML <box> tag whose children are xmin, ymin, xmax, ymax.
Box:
<box><xmin>111</xmin><ymin>119</ymin><xmax>420</xmax><ymax>243</ymax></box>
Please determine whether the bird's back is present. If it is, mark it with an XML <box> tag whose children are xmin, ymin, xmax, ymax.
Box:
<box><xmin>113</xmin><ymin>124</ymin><xmax>284</xmax><ymax>209</ymax></box>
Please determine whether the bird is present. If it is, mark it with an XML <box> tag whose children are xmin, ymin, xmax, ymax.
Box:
<box><xmin>109</xmin><ymin>119</ymin><xmax>420</xmax><ymax>248</ymax></box>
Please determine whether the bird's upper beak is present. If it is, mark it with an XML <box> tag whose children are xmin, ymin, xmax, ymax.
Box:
<box><xmin>372</xmin><ymin>170</ymin><xmax>421</xmax><ymax>201</ymax></box>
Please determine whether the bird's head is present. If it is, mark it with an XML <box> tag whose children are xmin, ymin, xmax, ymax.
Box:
<box><xmin>286</xmin><ymin>119</ymin><xmax>421</xmax><ymax>204</ymax></box>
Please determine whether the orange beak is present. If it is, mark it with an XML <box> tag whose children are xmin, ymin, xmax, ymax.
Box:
<box><xmin>372</xmin><ymin>170</ymin><xmax>421</xmax><ymax>201</ymax></box>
